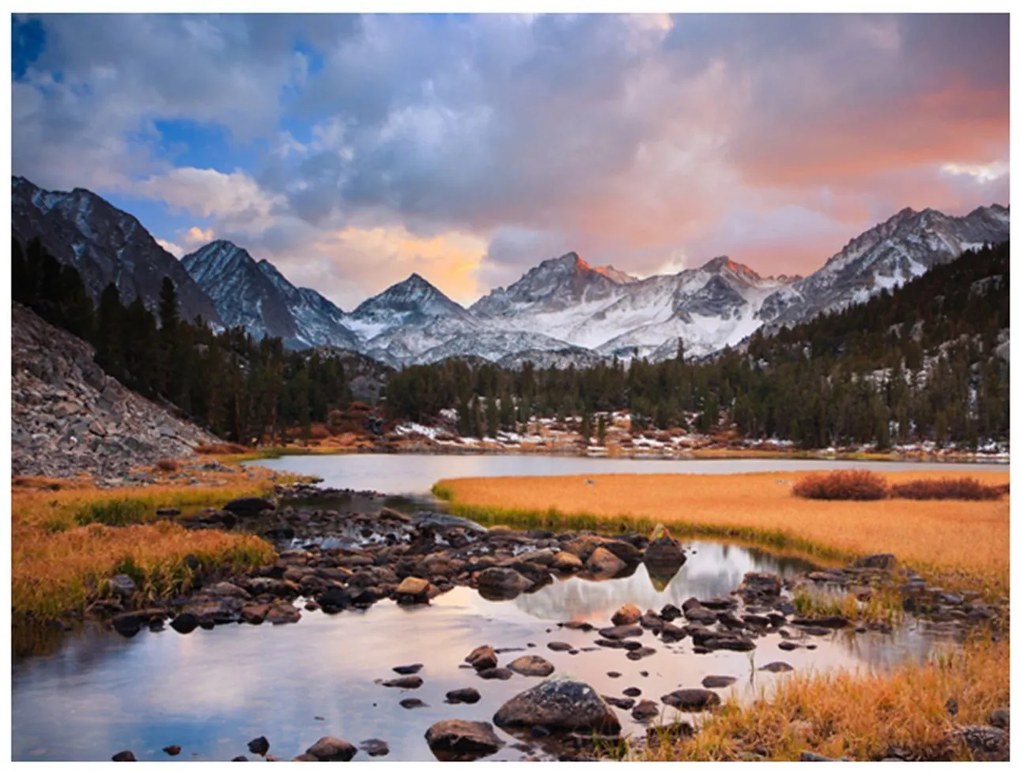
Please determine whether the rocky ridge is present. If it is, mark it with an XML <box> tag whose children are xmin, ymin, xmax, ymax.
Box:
<box><xmin>11</xmin><ymin>303</ymin><xmax>217</xmax><ymax>479</ymax></box>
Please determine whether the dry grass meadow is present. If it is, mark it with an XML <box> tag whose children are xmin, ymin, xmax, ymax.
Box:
<box><xmin>11</xmin><ymin>464</ymin><xmax>283</xmax><ymax>622</ymax></box>
<box><xmin>439</xmin><ymin>468</ymin><xmax>1010</xmax><ymax>760</ymax></box>
<box><xmin>436</xmin><ymin>469</ymin><xmax>1010</xmax><ymax>596</ymax></box>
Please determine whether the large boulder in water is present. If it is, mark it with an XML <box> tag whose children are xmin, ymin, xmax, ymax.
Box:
<box><xmin>493</xmin><ymin>676</ymin><xmax>621</xmax><ymax>734</ymax></box>
<box><xmin>643</xmin><ymin>524</ymin><xmax>686</xmax><ymax>569</ymax></box>
<box><xmin>425</xmin><ymin>720</ymin><xmax>504</xmax><ymax>761</ymax></box>
<box><xmin>476</xmin><ymin>567</ymin><xmax>532</xmax><ymax>599</ymax></box>
<box><xmin>305</xmin><ymin>736</ymin><xmax>356</xmax><ymax>761</ymax></box>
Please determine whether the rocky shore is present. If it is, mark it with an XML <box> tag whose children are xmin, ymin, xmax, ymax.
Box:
<box><xmin>83</xmin><ymin>482</ymin><xmax>1007</xmax><ymax>762</ymax></box>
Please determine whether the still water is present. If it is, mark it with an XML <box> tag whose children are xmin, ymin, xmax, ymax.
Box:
<box><xmin>12</xmin><ymin>456</ymin><xmax>974</xmax><ymax>761</ymax></box>
<box><xmin>250</xmin><ymin>452</ymin><xmax>997</xmax><ymax>495</ymax></box>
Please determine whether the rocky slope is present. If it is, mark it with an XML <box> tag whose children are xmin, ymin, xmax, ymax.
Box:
<box><xmin>11</xmin><ymin>303</ymin><xmax>218</xmax><ymax>480</ymax></box>
<box><xmin>12</xmin><ymin>176</ymin><xmax>220</xmax><ymax>324</ymax></box>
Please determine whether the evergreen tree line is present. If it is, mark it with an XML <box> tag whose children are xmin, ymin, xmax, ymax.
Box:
<box><xmin>13</xmin><ymin>237</ymin><xmax>352</xmax><ymax>444</ymax></box>
<box><xmin>385</xmin><ymin>243</ymin><xmax>1010</xmax><ymax>450</ymax></box>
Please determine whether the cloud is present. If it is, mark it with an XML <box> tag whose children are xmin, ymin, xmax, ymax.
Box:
<box><xmin>156</xmin><ymin>238</ymin><xmax>184</xmax><ymax>257</ymax></box>
<box><xmin>11</xmin><ymin>13</ymin><xmax>1010</xmax><ymax>306</ymax></box>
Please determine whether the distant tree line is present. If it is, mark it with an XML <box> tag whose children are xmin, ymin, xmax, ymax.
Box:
<box><xmin>385</xmin><ymin>243</ymin><xmax>1009</xmax><ymax>450</ymax></box>
<box><xmin>13</xmin><ymin>237</ymin><xmax>352</xmax><ymax>444</ymax></box>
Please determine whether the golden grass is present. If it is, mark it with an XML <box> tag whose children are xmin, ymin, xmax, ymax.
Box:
<box><xmin>643</xmin><ymin>635</ymin><xmax>1008</xmax><ymax>761</ymax></box>
<box><xmin>436</xmin><ymin>470</ymin><xmax>1010</xmax><ymax>597</ymax></box>
<box><xmin>11</xmin><ymin>468</ymin><xmax>281</xmax><ymax>621</ymax></box>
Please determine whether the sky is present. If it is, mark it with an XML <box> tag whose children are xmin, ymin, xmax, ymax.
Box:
<box><xmin>10</xmin><ymin>12</ymin><xmax>1010</xmax><ymax>309</ymax></box>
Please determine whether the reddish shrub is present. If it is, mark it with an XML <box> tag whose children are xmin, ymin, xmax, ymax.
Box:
<box><xmin>890</xmin><ymin>478</ymin><xmax>1004</xmax><ymax>501</ymax></box>
<box><xmin>792</xmin><ymin>471</ymin><xmax>889</xmax><ymax>501</ymax></box>
<box><xmin>154</xmin><ymin>458</ymin><xmax>180</xmax><ymax>473</ymax></box>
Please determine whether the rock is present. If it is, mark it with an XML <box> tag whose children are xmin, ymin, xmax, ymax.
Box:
<box><xmin>622</xmin><ymin>687</ymin><xmax>642</xmax><ymax>697</ymax></box>
<box><xmin>493</xmin><ymin>676</ymin><xmax>621</xmax><ymax>734</ymax></box>
<box><xmin>643</xmin><ymin>524</ymin><xmax>686</xmax><ymax>568</ymax></box>
<box><xmin>108</xmin><ymin>574</ymin><xmax>136</xmax><ymax>597</ymax></box>
<box><xmin>156</xmin><ymin>507</ymin><xmax>180</xmax><ymax>518</ymax></box>
<box><xmin>205</xmin><ymin>581</ymin><xmax>250</xmax><ymax>599</ymax></box>
<box><xmin>792</xmin><ymin>616</ymin><xmax>850</xmax><ymax>629</ymax></box>
<box><xmin>702</xmin><ymin>675</ymin><xmax>737</xmax><ymax>689</ymax></box>
<box><xmin>603</xmin><ymin>696</ymin><xmax>635</xmax><ymax>710</ymax></box>
<box><xmin>305</xmin><ymin>736</ymin><xmax>357</xmax><ymax>761</ymax></box>
<box><xmin>425</xmin><ymin>720</ymin><xmax>504</xmax><ymax>761</ymax></box>
<box><xmin>547</xmin><ymin>641</ymin><xmax>573</xmax><ymax>652</ymax></box>
<box><xmin>661</xmin><ymin>688</ymin><xmax>722</xmax><ymax>711</ymax></box>
<box><xmin>381</xmin><ymin>675</ymin><xmax>423</xmax><ymax>689</ymax></box>
<box><xmin>241</xmin><ymin>604</ymin><xmax>271</xmax><ymax>624</ymax></box>
<box><xmin>659</xmin><ymin>623</ymin><xmax>687</xmax><ymax>643</ymax></box>
<box><xmin>169</xmin><ymin>612</ymin><xmax>199</xmax><ymax>634</ymax></box>
<box><xmin>586</xmin><ymin>547</ymin><xmax>626</xmax><ymax>577</ymax></box>
<box><xmin>477</xmin><ymin>667</ymin><xmax>513</xmax><ymax>681</ymax></box>
<box><xmin>466</xmin><ymin>645</ymin><xmax>498</xmax><ymax>671</ymax></box>
<box><xmin>393</xmin><ymin>663</ymin><xmax>423</xmax><ymax>675</ymax></box>
<box><xmin>631</xmin><ymin>700</ymin><xmax>660</xmax><ymax>721</ymax></box>
<box><xmin>508</xmin><ymin>655</ymin><xmax>555</xmax><ymax>677</ymax></box>
<box><xmin>851</xmin><ymin>553</ymin><xmax>897</xmax><ymax>570</ymax></box>
<box><xmin>988</xmin><ymin>708</ymin><xmax>1009</xmax><ymax>729</ymax></box>
<box><xmin>611</xmin><ymin>603</ymin><xmax>642</xmax><ymax>626</ymax></box>
<box><xmin>639</xmin><ymin>611</ymin><xmax>664</xmax><ymax>630</ymax></box>
<box><xmin>112</xmin><ymin>750</ymin><xmax>136</xmax><ymax>761</ymax></box>
<box><xmin>626</xmin><ymin>646</ymin><xmax>656</xmax><ymax>660</ymax></box>
<box><xmin>801</xmin><ymin>751</ymin><xmax>839</xmax><ymax>761</ymax></box>
<box><xmin>399</xmin><ymin>698</ymin><xmax>428</xmax><ymax>709</ymax></box>
<box><xmin>393</xmin><ymin>576</ymin><xmax>431</xmax><ymax>604</ymax></box>
<box><xmin>162</xmin><ymin>745</ymin><xmax>181</xmax><ymax>756</ymax></box>
<box><xmin>659</xmin><ymin>603</ymin><xmax>683</xmax><ymax>622</ymax></box>
<box><xmin>292</xmin><ymin>754</ymin><xmax>318</xmax><ymax>761</ymax></box>
<box><xmin>778</xmin><ymin>641</ymin><xmax>801</xmax><ymax>651</ymax></box>
<box><xmin>551</xmin><ymin>551</ymin><xmax>583</xmax><ymax>572</ymax></box>
<box><xmin>681</xmin><ymin>599</ymin><xmax>718</xmax><ymax>624</ymax></box>
<box><xmin>737</xmin><ymin>572</ymin><xmax>782</xmax><ymax>601</ymax></box>
<box><xmin>445</xmin><ymin>688</ymin><xmax>481</xmax><ymax>704</ymax></box>
<box><xmin>247</xmin><ymin>737</ymin><xmax>269</xmax><ymax>755</ymax></box>
<box><xmin>231</xmin><ymin>756</ymin><xmax>248</xmax><ymax>761</ymax></box>
<box><xmin>944</xmin><ymin>725</ymin><xmax>1009</xmax><ymax>761</ymax></box>
<box><xmin>687</xmin><ymin>627</ymin><xmax>756</xmax><ymax>651</ymax></box>
<box><xmin>223</xmin><ymin>497</ymin><xmax>276</xmax><ymax>516</ymax></box>
<box><xmin>477</xmin><ymin>567</ymin><xmax>532</xmax><ymax>599</ymax></box>
<box><xmin>759</xmin><ymin>661</ymin><xmax>794</xmax><ymax>673</ymax></box>
<box><xmin>598</xmin><ymin>624</ymin><xmax>643</xmax><ymax>640</ymax></box>
<box><xmin>265</xmin><ymin>602</ymin><xmax>300</xmax><ymax>625</ymax></box>
<box><xmin>358</xmin><ymin>739</ymin><xmax>389</xmax><ymax>757</ymax></box>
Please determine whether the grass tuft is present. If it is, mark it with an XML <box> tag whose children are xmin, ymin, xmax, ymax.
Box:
<box><xmin>793</xmin><ymin>470</ymin><xmax>889</xmax><ymax>500</ymax></box>
<box><xmin>890</xmin><ymin>477</ymin><xmax>1003</xmax><ymax>501</ymax></box>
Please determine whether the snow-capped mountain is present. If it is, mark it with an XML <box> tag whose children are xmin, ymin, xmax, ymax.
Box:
<box><xmin>759</xmin><ymin>204</ymin><xmax>1011</xmax><ymax>329</ymax></box>
<box><xmin>11</xmin><ymin>176</ymin><xmax>220</xmax><ymax>324</ymax></box>
<box><xmin>13</xmin><ymin>174</ymin><xmax>1010</xmax><ymax>369</ymax></box>
<box><xmin>181</xmin><ymin>240</ymin><xmax>358</xmax><ymax>350</ymax></box>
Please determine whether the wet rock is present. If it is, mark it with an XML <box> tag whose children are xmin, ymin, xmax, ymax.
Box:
<box><xmin>632</xmin><ymin>700</ymin><xmax>660</xmax><ymax>722</ymax></box>
<box><xmin>623</xmin><ymin>687</ymin><xmax>642</xmax><ymax>697</ymax></box>
<box><xmin>292</xmin><ymin>754</ymin><xmax>317</xmax><ymax>761</ymax></box>
<box><xmin>204</xmin><ymin>581</ymin><xmax>250</xmax><ymax>599</ymax></box>
<box><xmin>659</xmin><ymin>623</ymin><xmax>687</xmax><ymax>643</ymax></box>
<box><xmin>639</xmin><ymin>611</ymin><xmax>664</xmax><ymax>631</ymax></box>
<box><xmin>702</xmin><ymin>675</ymin><xmax>737</xmax><ymax>689</ymax></box>
<box><xmin>643</xmin><ymin>524</ymin><xmax>686</xmax><ymax>569</ymax></box>
<box><xmin>944</xmin><ymin>725</ymin><xmax>1009</xmax><ymax>761</ymax></box>
<box><xmin>586</xmin><ymin>547</ymin><xmax>627</xmax><ymax>577</ymax></box>
<box><xmin>661</xmin><ymin>688</ymin><xmax>722</xmax><ymax>712</ymax></box>
<box><xmin>607</xmin><ymin>671</ymin><xmax>622</xmax><ymax>678</ymax></box>
<box><xmin>508</xmin><ymin>655</ymin><xmax>555</xmax><ymax>677</ymax></box>
<box><xmin>477</xmin><ymin>667</ymin><xmax>513</xmax><ymax>681</ymax></box>
<box><xmin>445</xmin><ymin>688</ymin><xmax>481</xmax><ymax>704</ymax></box>
<box><xmin>598</xmin><ymin>624</ymin><xmax>643</xmax><ymax>640</ymax></box>
<box><xmin>169</xmin><ymin>612</ymin><xmax>199</xmax><ymax>634</ymax></box>
<box><xmin>778</xmin><ymin>641</ymin><xmax>801</xmax><ymax>651</ymax></box>
<box><xmin>231</xmin><ymin>756</ymin><xmax>248</xmax><ymax>761</ymax></box>
<box><xmin>223</xmin><ymin>497</ymin><xmax>276</xmax><ymax>516</ymax></box>
<box><xmin>247</xmin><ymin>737</ymin><xmax>269</xmax><ymax>755</ymax></box>
<box><xmin>493</xmin><ymin>676</ymin><xmax>621</xmax><ymax>734</ymax></box>
<box><xmin>112</xmin><ymin>750</ymin><xmax>137</xmax><ymax>761</ymax></box>
<box><xmin>626</xmin><ymin>646</ymin><xmax>656</xmax><ymax>661</ymax></box>
<box><xmin>551</xmin><ymin>551</ymin><xmax>583</xmax><ymax>572</ymax></box>
<box><xmin>265</xmin><ymin>602</ymin><xmax>300</xmax><ymax>625</ymax></box>
<box><xmin>393</xmin><ymin>576</ymin><xmax>431</xmax><ymax>604</ymax></box>
<box><xmin>317</xmin><ymin>587</ymin><xmax>352</xmax><ymax>614</ymax></box>
<box><xmin>737</xmin><ymin>572</ymin><xmax>782</xmax><ymax>602</ymax></box>
<box><xmin>477</xmin><ymin>567</ymin><xmax>532</xmax><ymax>599</ymax></box>
<box><xmin>687</xmin><ymin>627</ymin><xmax>756</xmax><ymax>651</ymax></box>
<box><xmin>393</xmin><ymin>663</ymin><xmax>423</xmax><ymax>675</ymax></box>
<box><xmin>801</xmin><ymin>751</ymin><xmax>839</xmax><ymax>761</ymax></box>
<box><xmin>162</xmin><ymin>745</ymin><xmax>181</xmax><ymax>756</ymax></box>
<box><xmin>305</xmin><ymin>736</ymin><xmax>357</xmax><ymax>762</ymax></box>
<box><xmin>851</xmin><ymin>553</ymin><xmax>897</xmax><ymax>570</ymax></box>
<box><xmin>381</xmin><ymin>675</ymin><xmax>423</xmax><ymax>689</ymax></box>
<box><xmin>681</xmin><ymin>599</ymin><xmax>718</xmax><ymax>625</ymax></box>
<box><xmin>603</xmin><ymin>696</ymin><xmax>635</xmax><ymax>710</ymax></box>
<box><xmin>466</xmin><ymin>645</ymin><xmax>498</xmax><ymax>671</ymax></box>
<box><xmin>359</xmin><ymin>739</ymin><xmax>389</xmax><ymax>757</ymax></box>
<box><xmin>111</xmin><ymin>609</ymin><xmax>165</xmax><ymax>637</ymax></box>
<box><xmin>611</xmin><ymin>603</ymin><xmax>642</xmax><ymax>626</ymax></box>
<box><xmin>602</xmin><ymin>539</ymin><xmax>643</xmax><ymax>565</ymax></box>
<box><xmin>700</xmin><ymin>596</ymin><xmax>738</xmax><ymax>611</ymax></box>
<box><xmin>425</xmin><ymin>720</ymin><xmax>504</xmax><ymax>761</ymax></box>
<box><xmin>659</xmin><ymin>603</ymin><xmax>683</xmax><ymax>622</ymax></box>
<box><xmin>547</xmin><ymin>641</ymin><xmax>573</xmax><ymax>652</ymax></box>
<box><xmin>759</xmin><ymin>661</ymin><xmax>794</xmax><ymax>673</ymax></box>
<box><xmin>240</xmin><ymin>604</ymin><xmax>270</xmax><ymax>624</ymax></box>
<box><xmin>399</xmin><ymin>698</ymin><xmax>428</xmax><ymax>709</ymax></box>
<box><xmin>792</xmin><ymin>616</ymin><xmax>850</xmax><ymax>629</ymax></box>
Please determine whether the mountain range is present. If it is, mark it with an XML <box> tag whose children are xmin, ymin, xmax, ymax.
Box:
<box><xmin>11</xmin><ymin>176</ymin><xmax>1010</xmax><ymax>368</ymax></box>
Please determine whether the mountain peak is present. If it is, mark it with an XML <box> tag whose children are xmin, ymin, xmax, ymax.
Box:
<box><xmin>699</xmin><ymin>255</ymin><xmax>761</xmax><ymax>281</ymax></box>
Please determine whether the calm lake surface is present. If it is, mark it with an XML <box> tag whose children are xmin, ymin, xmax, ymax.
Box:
<box><xmin>251</xmin><ymin>452</ymin><xmax>999</xmax><ymax>495</ymax></box>
<box><xmin>12</xmin><ymin>455</ymin><xmax>983</xmax><ymax>761</ymax></box>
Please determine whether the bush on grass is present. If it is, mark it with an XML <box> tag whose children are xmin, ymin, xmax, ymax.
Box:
<box><xmin>792</xmin><ymin>471</ymin><xmax>889</xmax><ymax>501</ymax></box>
